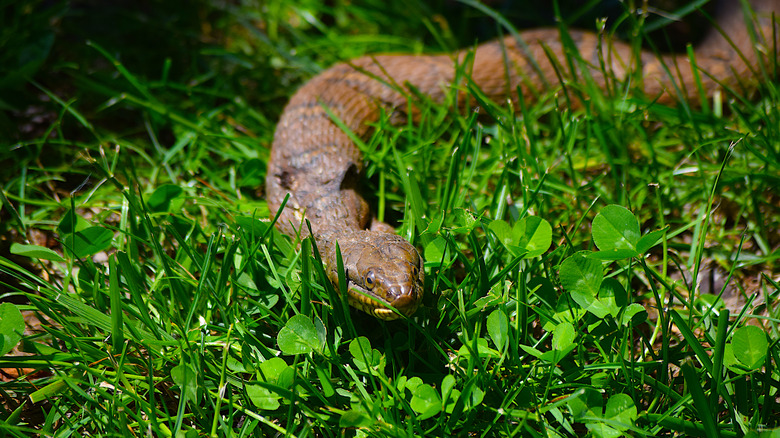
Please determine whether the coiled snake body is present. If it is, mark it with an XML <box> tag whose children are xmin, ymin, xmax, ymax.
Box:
<box><xmin>266</xmin><ymin>1</ymin><xmax>778</xmax><ymax>320</ymax></box>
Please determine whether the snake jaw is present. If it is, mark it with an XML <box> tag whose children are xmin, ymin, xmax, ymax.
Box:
<box><xmin>344</xmin><ymin>283</ymin><xmax>397</xmax><ymax>319</ymax></box>
<box><xmin>345</xmin><ymin>279</ymin><xmax>422</xmax><ymax>321</ymax></box>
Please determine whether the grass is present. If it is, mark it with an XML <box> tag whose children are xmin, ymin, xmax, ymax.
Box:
<box><xmin>1</xmin><ymin>0</ymin><xmax>779</xmax><ymax>436</ymax></box>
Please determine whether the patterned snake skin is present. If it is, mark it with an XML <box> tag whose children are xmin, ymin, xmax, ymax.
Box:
<box><xmin>266</xmin><ymin>1</ymin><xmax>778</xmax><ymax>319</ymax></box>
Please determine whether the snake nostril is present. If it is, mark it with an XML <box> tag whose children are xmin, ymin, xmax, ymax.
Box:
<box><xmin>389</xmin><ymin>285</ymin><xmax>411</xmax><ymax>300</ymax></box>
<box><xmin>396</xmin><ymin>284</ymin><xmax>422</xmax><ymax>301</ymax></box>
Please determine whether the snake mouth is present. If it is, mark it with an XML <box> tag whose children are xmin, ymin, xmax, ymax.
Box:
<box><xmin>345</xmin><ymin>283</ymin><xmax>420</xmax><ymax>321</ymax></box>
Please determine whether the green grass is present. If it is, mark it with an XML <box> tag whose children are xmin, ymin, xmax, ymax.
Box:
<box><xmin>1</xmin><ymin>0</ymin><xmax>779</xmax><ymax>436</ymax></box>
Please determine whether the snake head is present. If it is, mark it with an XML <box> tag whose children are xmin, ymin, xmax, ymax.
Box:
<box><xmin>328</xmin><ymin>231</ymin><xmax>424</xmax><ymax>320</ymax></box>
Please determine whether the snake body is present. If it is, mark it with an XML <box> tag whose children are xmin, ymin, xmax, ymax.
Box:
<box><xmin>266</xmin><ymin>1</ymin><xmax>778</xmax><ymax>320</ymax></box>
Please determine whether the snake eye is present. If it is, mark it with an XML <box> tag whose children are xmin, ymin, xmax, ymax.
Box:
<box><xmin>365</xmin><ymin>270</ymin><xmax>376</xmax><ymax>289</ymax></box>
<box><xmin>411</xmin><ymin>266</ymin><xmax>419</xmax><ymax>277</ymax></box>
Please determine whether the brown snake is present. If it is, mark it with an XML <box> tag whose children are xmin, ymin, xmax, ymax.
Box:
<box><xmin>266</xmin><ymin>1</ymin><xmax>778</xmax><ymax>320</ymax></box>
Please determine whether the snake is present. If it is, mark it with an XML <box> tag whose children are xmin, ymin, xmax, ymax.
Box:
<box><xmin>265</xmin><ymin>0</ymin><xmax>778</xmax><ymax>320</ymax></box>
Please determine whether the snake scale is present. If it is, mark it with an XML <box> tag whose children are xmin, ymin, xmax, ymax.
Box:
<box><xmin>266</xmin><ymin>0</ymin><xmax>778</xmax><ymax>320</ymax></box>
